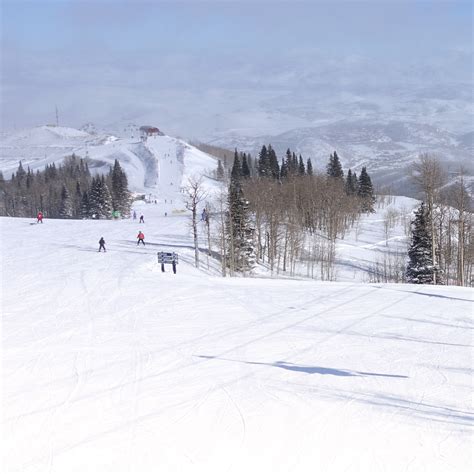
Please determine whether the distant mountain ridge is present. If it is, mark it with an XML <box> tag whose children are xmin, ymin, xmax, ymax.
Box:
<box><xmin>209</xmin><ymin>119</ymin><xmax>473</xmax><ymax>194</ymax></box>
<box><xmin>2</xmin><ymin>119</ymin><xmax>472</xmax><ymax>198</ymax></box>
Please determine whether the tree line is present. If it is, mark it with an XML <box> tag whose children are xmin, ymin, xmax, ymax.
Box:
<box><xmin>202</xmin><ymin>147</ymin><xmax>472</xmax><ymax>287</ymax></box>
<box><xmin>205</xmin><ymin>147</ymin><xmax>376</xmax><ymax>278</ymax></box>
<box><xmin>0</xmin><ymin>155</ymin><xmax>132</xmax><ymax>219</ymax></box>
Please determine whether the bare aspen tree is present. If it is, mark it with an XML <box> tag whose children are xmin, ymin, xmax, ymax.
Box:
<box><xmin>214</xmin><ymin>183</ymin><xmax>228</xmax><ymax>276</ymax></box>
<box><xmin>203</xmin><ymin>201</ymin><xmax>213</xmax><ymax>269</ymax></box>
<box><xmin>184</xmin><ymin>176</ymin><xmax>207</xmax><ymax>268</ymax></box>
<box><xmin>449</xmin><ymin>170</ymin><xmax>471</xmax><ymax>286</ymax></box>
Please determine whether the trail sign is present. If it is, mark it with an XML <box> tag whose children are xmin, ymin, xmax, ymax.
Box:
<box><xmin>157</xmin><ymin>252</ymin><xmax>178</xmax><ymax>274</ymax></box>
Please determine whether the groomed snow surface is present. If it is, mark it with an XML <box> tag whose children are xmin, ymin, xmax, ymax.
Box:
<box><xmin>2</xmin><ymin>202</ymin><xmax>473</xmax><ymax>474</ymax></box>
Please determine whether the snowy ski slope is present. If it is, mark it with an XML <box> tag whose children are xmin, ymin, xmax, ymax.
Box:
<box><xmin>0</xmin><ymin>125</ymin><xmax>219</xmax><ymax>199</ymax></box>
<box><xmin>1</xmin><ymin>125</ymin><xmax>473</xmax><ymax>473</ymax></box>
<box><xmin>2</xmin><ymin>200</ymin><xmax>473</xmax><ymax>473</ymax></box>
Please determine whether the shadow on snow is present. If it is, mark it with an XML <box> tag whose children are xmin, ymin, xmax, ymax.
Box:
<box><xmin>196</xmin><ymin>355</ymin><xmax>408</xmax><ymax>378</ymax></box>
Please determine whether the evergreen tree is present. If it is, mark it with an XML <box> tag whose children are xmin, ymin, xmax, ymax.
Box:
<box><xmin>74</xmin><ymin>181</ymin><xmax>82</xmax><ymax>217</ymax></box>
<box><xmin>89</xmin><ymin>176</ymin><xmax>112</xmax><ymax>219</ymax></box>
<box><xmin>358</xmin><ymin>167</ymin><xmax>375</xmax><ymax>212</ymax></box>
<box><xmin>306</xmin><ymin>158</ymin><xmax>313</xmax><ymax>176</ymax></box>
<box><xmin>16</xmin><ymin>161</ymin><xmax>26</xmax><ymax>181</ymax></box>
<box><xmin>290</xmin><ymin>152</ymin><xmax>298</xmax><ymax>175</ymax></box>
<box><xmin>285</xmin><ymin>149</ymin><xmax>292</xmax><ymax>175</ymax></box>
<box><xmin>280</xmin><ymin>158</ymin><xmax>288</xmax><ymax>179</ymax></box>
<box><xmin>268</xmin><ymin>145</ymin><xmax>280</xmax><ymax>179</ymax></box>
<box><xmin>81</xmin><ymin>191</ymin><xmax>90</xmax><ymax>218</ymax></box>
<box><xmin>59</xmin><ymin>185</ymin><xmax>73</xmax><ymax>218</ymax></box>
<box><xmin>110</xmin><ymin>159</ymin><xmax>131</xmax><ymax>217</ymax></box>
<box><xmin>258</xmin><ymin>145</ymin><xmax>269</xmax><ymax>177</ymax></box>
<box><xmin>298</xmin><ymin>155</ymin><xmax>305</xmax><ymax>176</ymax></box>
<box><xmin>26</xmin><ymin>167</ymin><xmax>33</xmax><ymax>189</ymax></box>
<box><xmin>88</xmin><ymin>177</ymin><xmax>100</xmax><ymax>218</ymax></box>
<box><xmin>345</xmin><ymin>169</ymin><xmax>358</xmax><ymax>195</ymax></box>
<box><xmin>326</xmin><ymin>151</ymin><xmax>344</xmax><ymax>179</ymax></box>
<box><xmin>16</xmin><ymin>161</ymin><xmax>26</xmax><ymax>182</ymax></box>
<box><xmin>216</xmin><ymin>159</ymin><xmax>225</xmax><ymax>181</ymax></box>
<box><xmin>406</xmin><ymin>202</ymin><xmax>434</xmax><ymax>284</ymax></box>
<box><xmin>101</xmin><ymin>177</ymin><xmax>113</xmax><ymax>219</ymax></box>
<box><xmin>241</xmin><ymin>153</ymin><xmax>251</xmax><ymax>178</ymax></box>
<box><xmin>111</xmin><ymin>159</ymin><xmax>121</xmax><ymax>210</ymax></box>
<box><xmin>231</xmin><ymin>150</ymin><xmax>242</xmax><ymax>180</ymax></box>
<box><xmin>226</xmin><ymin>153</ymin><xmax>255</xmax><ymax>273</ymax></box>
<box><xmin>49</xmin><ymin>163</ymin><xmax>58</xmax><ymax>180</ymax></box>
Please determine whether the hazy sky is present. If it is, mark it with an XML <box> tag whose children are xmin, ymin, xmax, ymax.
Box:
<box><xmin>1</xmin><ymin>0</ymin><xmax>472</xmax><ymax>137</ymax></box>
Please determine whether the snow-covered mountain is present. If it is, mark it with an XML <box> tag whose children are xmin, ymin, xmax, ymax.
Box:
<box><xmin>1</xmin><ymin>124</ymin><xmax>472</xmax><ymax>473</ymax></box>
<box><xmin>2</xmin><ymin>119</ymin><xmax>472</xmax><ymax>199</ymax></box>
<box><xmin>0</xmin><ymin>125</ymin><xmax>220</xmax><ymax>200</ymax></box>
<box><xmin>209</xmin><ymin>119</ymin><xmax>474</xmax><ymax>193</ymax></box>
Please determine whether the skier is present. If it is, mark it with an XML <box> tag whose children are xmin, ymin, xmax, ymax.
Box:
<box><xmin>37</xmin><ymin>211</ymin><xmax>43</xmax><ymax>224</ymax></box>
<box><xmin>201</xmin><ymin>208</ymin><xmax>208</xmax><ymax>222</ymax></box>
<box><xmin>133</xmin><ymin>210</ymin><xmax>137</xmax><ymax>220</ymax></box>
<box><xmin>137</xmin><ymin>231</ymin><xmax>145</xmax><ymax>246</ymax></box>
<box><xmin>139</xmin><ymin>215</ymin><xmax>145</xmax><ymax>224</ymax></box>
<box><xmin>98</xmin><ymin>237</ymin><xmax>106</xmax><ymax>252</ymax></box>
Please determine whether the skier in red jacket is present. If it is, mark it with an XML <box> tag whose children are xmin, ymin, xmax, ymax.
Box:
<box><xmin>37</xmin><ymin>211</ymin><xmax>43</xmax><ymax>223</ymax></box>
<box><xmin>137</xmin><ymin>231</ymin><xmax>145</xmax><ymax>246</ymax></box>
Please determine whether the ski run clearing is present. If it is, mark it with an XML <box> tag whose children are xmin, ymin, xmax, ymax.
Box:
<box><xmin>2</xmin><ymin>198</ymin><xmax>473</xmax><ymax>474</ymax></box>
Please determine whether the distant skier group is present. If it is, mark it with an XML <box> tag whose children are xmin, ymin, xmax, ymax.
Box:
<box><xmin>97</xmin><ymin>230</ymin><xmax>145</xmax><ymax>252</ymax></box>
<box><xmin>98</xmin><ymin>209</ymin><xmax>145</xmax><ymax>252</ymax></box>
<box><xmin>132</xmin><ymin>210</ymin><xmax>145</xmax><ymax>223</ymax></box>
<box><xmin>32</xmin><ymin>208</ymin><xmax>179</xmax><ymax>274</ymax></box>
<box><xmin>32</xmin><ymin>210</ymin><xmax>147</xmax><ymax>252</ymax></box>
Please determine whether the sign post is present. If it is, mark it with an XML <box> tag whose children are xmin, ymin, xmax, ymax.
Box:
<box><xmin>157</xmin><ymin>252</ymin><xmax>179</xmax><ymax>274</ymax></box>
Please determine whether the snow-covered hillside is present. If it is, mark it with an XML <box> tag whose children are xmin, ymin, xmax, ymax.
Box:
<box><xmin>209</xmin><ymin>120</ymin><xmax>474</xmax><ymax>193</ymax></box>
<box><xmin>2</xmin><ymin>200</ymin><xmax>473</xmax><ymax>473</ymax></box>
<box><xmin>0</xmin><ymin>125</ymin><xmax>219</xmax><ymax>201</ymax></box>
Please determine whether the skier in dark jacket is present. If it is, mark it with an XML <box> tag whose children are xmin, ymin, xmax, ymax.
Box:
<box><xmin>137</xmin><ymin>231</ymin><xmax>145</xmax><ymax>246</ymax></box>
<box><xmin>99</xmin><ymin>237</ymin><xmax>106</xmax><ymax>252</ymax></box>
<box><xmin>139</xmin><ymin>215</ymin><xmax>145</xmax><ymax>223</ymax></box>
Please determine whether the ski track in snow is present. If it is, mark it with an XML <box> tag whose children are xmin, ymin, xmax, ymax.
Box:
<box><xmin>2</xmin><ymin>201</ymin><xmax>473</xmax><ymax>473</ymax></box>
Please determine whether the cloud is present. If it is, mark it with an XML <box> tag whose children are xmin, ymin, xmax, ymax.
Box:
<box><xmin>1</xmin><ymin>1</ymin><xmax>472</xmax><ymax>135</ymax></box>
